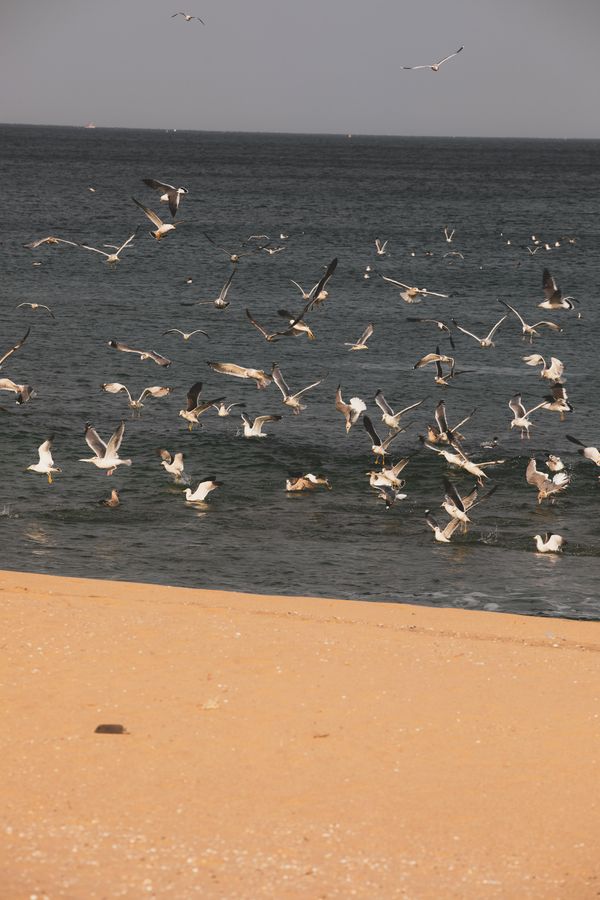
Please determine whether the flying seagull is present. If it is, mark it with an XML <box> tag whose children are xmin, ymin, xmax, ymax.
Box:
<box><xmin>498</xmin><ymin>299</ymin><xmax>561</xmax><ymax>343</ymax></box>
<box><xmin>335</xmin><ymin>386</ymin><xmax>366</xmax><ymax>433</ymax></box>
<box><xmin>157</xmin><ymin>449</ymin><xmax>187</xmax><ymax>482</ymax></box>
<box><xmin>452</xmin><ymin>315</ymin><xmax>507</xmax><ymax>348</ymax></box>
<box><xmin>344</xmin><ymin>323</ymin><xmax>374</xmax><ymax>351</ymax></box>
<box><xmin>171</xmin><ymin>12</ymin><xmax>205</xmax><ymax>23</ymax></box>
<box><xmin>179</xmin><ymin>382</ymin><xmax>224</xmax><ymax>429</ymax></box>
<box><xmin>526</xmin><ymin>458</ymin><xmax>570</xmax><ymax>504</ymax></box>
<box><xmin>191</xmin><ymin>269</ymin><xmax>236</xmax><ymax>309</ymax></box>
<box><xmin>508</xmin><ymin>394</ymin><xmax>549</xmax><ymax>439</ymax></box>
<box><xmin>240</xmin><ymin>413</ymin><xmax>282</xmax><ymax>438</ymax></box>
<box><xmin>27</xmin><ymin>437</ymin><xmax>61</xmax><ymax>484</ymax></box>
<box><xmin>143</xmin><ymin>178</ymin><xmax>188</xmax><ymax>217</ymax></box>
<box><xmin>184</xmin><ymin>477</ymin><xmax>224</xmax><ymax>504</ymax></box>
<box><xmin>208</xmin><ymin>361</ymin><xmax>272</xmax><ymax>390</ymax></box>
<box><xmin>522</xmin><ymin>354</ymin><xmax>564</xmax><ymax>381</ymax></box>
<box><xmin>107</xmin><ymin>341</ymin><xmax>171</xmax><ymax>367</ymax></box>
<box><xmin>0</xmin><ymin>328</ymin><xmax>30</xmax><ymax>370</ymax></box>
<box><xmin>163</xmin><ymin>328</ymin><xmax>208</xmax><ymax>340</ymax></box>
<box><xmin>406</xmin><ymin>317</ymin><xmax>455</xmax><ymax>348</ymax></box>
<box><xmin>203</xmin><ymin>233</ymin><xmax>269</xmax><ymax>265</ymax></box>
<box><xmin>23</xmin><ymin>236</ymin><xmax>78</xmax><ymax>250</ymax></box>
<box><xmin>78</xmin><ymin>231</ymin><xmax>137</xmax><ymax>264</ymax></box>
<box><xmin>566</xmin><ymin>434</ymin><xmax>600</xmax><ymax>466</ymax></box>
<box><xmin>131</xmin><ymin>197</ymin><xmax>182</xmax><ymax>240</ymax></box>
<box><xmin>101</xmin><ymin>382</ymin><xmax>172</xmax><ymax>410</ymax></box>
<box><xmin>80</xmin><ymin>421</ymin><xmax>132</xmax><ymax>475</ymax></box>
<box><xmin>271</xmin><ymin>363</ymin><xmax>325</xmax><ymax>414</ymax></box>
<box><xmin>0</xmin><ymin>378</ymin><xmax>34</xmax><ymax>405</ymax></box>
<box><xmin>16</xmin><ymin>302</ymin><xmax>55</xmax><ymax>319</ymax></box>
<box><xmin>402</xmin><ymin>46</ymin><xmax>464</xmax><ymax>71</ymax></box>
<box><xmin>374</xmin><ymin>391</ymin><xmax>425</xmax><ymax>433</ymax></box>
<box><xmin>363</xmin><ymin>415</ymin><xmax>408</xmax><ymax>462</ymax></box>
<box><xmin>539</xmin><ymin>269</ymin><xmax>577</xmax><ymax>310</ymax></box>
<box><xmin>381</xmin><ymin>275</ymin><xmax>448</xmax><ymax>304</ymax></box>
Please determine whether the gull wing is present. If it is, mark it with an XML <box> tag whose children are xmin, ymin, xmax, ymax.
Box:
<box><xmin>158</xmin><ymin>448</ymin><xmax>173</xmax><ymax>463</ymax></box>
<box><xmin>381</xmin><ymin>275</ymin><xmax>410</xmax><ymax>289</ymax></box>
<box><xmin>498</xmin><ymin>299</ymin><xmax>526</xmax><ymax>326</ymax></box>
<box><xmin>220</xmin><ymin>268</ymin><xmax>236</xmax><ymax>301</ymax></box>
<box><xmin>523</xmin><ymin>353</ymin><xmax>544</xmax><ymax>367</ymax></box>
<box><xmin>436</xmin><ymin>46</ymin><xmax>464</xmax><ymax>66</ymax></box>
<box><xmin>191</xmin><ymin>397</ymin><xmax>226</xmax><ymax>416</ymax></box>
<box><xmin>254</xmin><ymin>415</ymin><xmax>282</xmax><ymax>428</ymax></box>
<box><xmin>208</xmin><ymin>361</ymin><xmax>250</xmax><ymax>379</ymax></box>
<box><xmin>374</xmin><ymin>390</ymin><xmax>394</xmax><ymax>417</ymax></box>
<box><xmin>0</xmin><ymin>328</ymin><xmax>31</xmax><ymax>368</ymax></box>
<box><xmin>108</xmin><ymin>340</ymin><xmax>143</xmax><ymax>357</ymax></box>
<box><xmin>526</xmin><ymin>459</ymin><xmax>548</xmax><ymax>490</ymax></box>
<box><xmin>115</xmin><ymin>231</ymin><xmax>138</xmax><ymax>254</ymax></box>
<box><xmin>271</xmin><ymin>364</ymin><xmax>291</xmax><ymax>398</ymax></box>
<box><xmin>186</xmin><ymin>382</ymin><xmax>203</xmax><ymax>411</ymax></box>
<box><xmin>84</xmin><ymin>424</ymin><xmax>107</xmax><ymax>457</ymax></box>
<box><xmin>102</xmin><ymin>382</ymin><xmax>132</xmax><ymax>402</ymax></box>
<box><xmin>106</xmin><ymin>421</ymin><xmax>126</xmax><ymax>456</ymax></box>
<box><xmin>452</xmin><ymin>320</ymin><xmax>481</xmax><ymax>342</ymax></box>
<box><xmin>509</xmin><ymin>394</ymin><xmax>526</xmax><ymax>418</ymax></box>
<box><xmin>542</xmin><ymin>268</ymin><xmax>559</xmax><ymax>301</ymax></box>
<box><xmin>434</xmin><ymin>401</ymin><xmax>450</xmax><ymax>435</ymax></box>
<box><xmin>139</xmin><ymin>386</ymin><xmax>172</xmax><ymax>402</ymax></box>
<box><xmin>246</xmin><ymin>309</ymin><xmax>277</xmax><ymax>341</ymax></box>
<box><xmin>79</xmin><ymin>243</ymin><xmax>109</xmax><ymax>257</ymax></box>
<box><xmin>357</xmin><ymin>323</ymin><xmax>374</xmax><ymax>345</ymax></box>
<box><xmin>292</xmin><ymin>377</ymin><xmax>325</xmax><ymax>400</ymax></box>
<box><xmin>532</xmin><ymin>321</ymin><xmax>561</xmax><ymax>332</ymax></box>
<box><xmin>363</xmin><ymin>415</ymin><xmax>382</xmax><ymax>446</ymax></box>
<box><xmin>335</xmin><ymin>386</ymin><xmax>349</xmax><ymax>414</ymax></box>
<box><xmin>37</xmin><ymin>438</ymin><xmax>54</xmax><ymax>466</ymax></box>
<box><xmin>143</xmin><ymin>178</ymin><xmax>176</xmax><ymax>192</ymax></box>
<box><xmin>306</xmin><ymin>257</ymin><xmax>337</xmax><ymax>310</ymax></box>
<box><xmin>443</xmin><ymin>477</ymin><xmax>465</xmax><ymax>513</ymax></box>
<box><xmin>147</xmin><ymin>350</ymin><xmax>172</xmax><ymax>367</ymax></box>
<box><xmin>131</xmin><ymin>196</ymin><xmax>163</xmax><ymax>228</ymax></box>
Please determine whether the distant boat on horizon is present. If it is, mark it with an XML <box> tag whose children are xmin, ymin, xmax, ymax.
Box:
<box><xmin>84</xmin><ymin>122</ymin><xmax>96</xmax><ymax>129</ymax></box>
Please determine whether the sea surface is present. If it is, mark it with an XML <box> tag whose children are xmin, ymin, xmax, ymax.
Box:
<box><xmin>1</xmin><ymin>124</ymin><xmax>600</xmax><ymax>619</ymax></box>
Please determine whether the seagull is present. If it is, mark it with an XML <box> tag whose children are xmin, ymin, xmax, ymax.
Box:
<box><xmin>78</xmin><ymin>231</ymin><xmax>137</xmax><ymax>264</ymax></box>
<box><xmin>107</xmin><ymin>341</ymin><xmax>171</xmax><ymax>367</ymax></box>
<box><xmin>131</xmin><ymin>197</ymin><xmax>182</xmax><ymax>240</ymax></box>
<box><xmin>203</xmin><ymin>233</ymin><xmax>268</xmax><ymax>265</ymax></box>
<box><xmin>423</xmin><ymin>442</ymin><xmax>505</xmax><ymax>486</ymax></box>
<box><xmin>16</xmin><ymin>302</ymin><xmax>55</xmax><ymax>318</ymax></box>
<box><xmin>192</xmin><ymin>269</ymin><xmax>236</xmax><ymax>309</ymax></box>
<box><xmin>79</xmin><ymin>421</ymin><xmax>132</xmax><ymax>475</ymax></box>
<box><xmin>271</xmin><ymin>364</ymin><xmax>325</xmax><ymax>414</ymax></box>
<box><xmin>100</xmin><ymin>488</ymin><xmax>121</xmax><ymax>508</ymax></box>
<box><xmin>363</xmin><ymin>415</ymin><xmax>408</xmax><ymax>462</ymax></box>
<box><xmin>427</xmin><ymin>400</ymin><xmax>475</xmax><ymax>445</ymax></box>
<box><xmin>452</xmin><ymin>315</ymin><xmax>507</xmax><ymax>348</ymax></box>
<box><xmin>207</xmin><ymin>361</ymin><xmax>272</xmax><ymax>390</ymax></box>
<box><xmin>443</xmin><ymin>227</ymin><xmax>455</xmax><ymax>243</ymax></box>
<box><xmin>543</xmin><ymin>383</ymin><xmax>572</xmax><ymax>420</ymax></box>
<box><xmin>373</xmin><ymin>484</ymin><xmax>408</xmax><ymax>509</ymax></box>
<box><xmin>539</xmin><ymin>269</ymin><xmax>577</xmax><ymax>310</ymax></box>
<box><xmin>171</xmin><ymin>12</ymin><xmax>205</xmax><ymax>23</ymax></box>
<box><xmin>546</xmin><ymin>454</ymin><xmax>564</xmax><ymax>473</ymax></box>
<box><xmin>157</xmin><ymin>449</ymin><xmax>186</xmax><ymax>481</ymax></box>
<box><xmin>0</xmin><ymin>378</ymin><xmax>34</xmax><ymax>405</ymax></box>
<box><xmin>526</xmin><ymin>458</ymin><xmax>570</xmax><ymax>504</ymax></box>
<box><xmin>508</xmin><ymin>394</ymin><xmax>549</xmax><ymax>439</ymax></box>
<box><xmin>375</xmin><ymin>239</ymin><xmax>388</xmax><ymax>256</ymax></box>
<box><xmin>0</xmin><ymin>328</ymin><xmax>30</xmax><ymax>370</ymax></box>
<box><xmin>498</xmin><ymin>299</ymin><xmax>561</xmax><ymax>343</ymax></box>
<box><xmin>263</xmin><ymin>246</ymin><xmax>285</xmax><ymax>255</ymax></box>
<box><xmin>27</xmin><ymin>437</ymin><xmax>61</xmax><ymax>484</ymax></box>
<box><xmin>381</xmin><ymin>275</ymin><xmax>449</xmax><ymax>304</ymax></box>
<box><xmin>286</xmin><ymin>473</ymin><xmax>332</xmax><ymax>492</ymax></box>
<box><xmin>289</xmin><ymin>258</ymin><xmax>338</xmax><ymax>315</ymax></box>
<box><xmin>533</xmin><ymin>533</ymin><xmax>564</xmax><ymax>553</ymax></box>
<box><xmin>240</xmin><ymin>413</ymin><xmax>282</xmax><ymax>437</ymax></box>
<box><xmin>374</xmin><ymin>391</ymin><xmax>425</xmax><ymax>433</ymax></box>
<box><xmin>406</xmin><ymin>317</ymin><xmax>455</xmax><ymax>348</ymax></box>
<box><xmin>335</xmin><ymin>386</ymin><xmax>366</xmax><ymax>433</ymax></box>
<box><xmin>101</xmin><ymin>382</ymin><xmax>172</xmax><ymax>410</ymax></box>
<box><xmin>441</xmin><ymin>479</ymin><xmax>497</xmax><ymax>533</ymax></box>
<box><xmin>413</xmin><ymin>347</ymin><xmax>457</xmax><ymax>385</ymax></box>
<box><xmin>443</xmin><ymin>250</ymin><xmax>465</xmax><ymax>260</ymax></box>
<box><xmin>344</xmin><ymin>323</ymin><xmax>374</xmax><ymax>351</ymax></box>
<box><xmin>522</xmin><ymin>354</ymin><xmax>564</xmax><ymax>381</ymax></box>
<box><xmin>245</xmin><ymin>309</ymin><xmax>292</xmax><ymax>342</ymax></box>
<box><xmin>143</xmin><ymin>178</ymin><xmax>188</xmax><ymax>217</ymax></box>
<box><xmin>367</xmin><ymin>458</ymin><xmax>410</xmax><ymax>489</ymax></box>
<box><xmin>163</xmin><ymin>328</ymin><xmax>208</xmax><ymax>340</ymax></box>
<box><xmin>276</xmin><ymin>310</ymin><xmax>316</xmax><ymax>340</ymax></box>
<box><xmin>424</xmin><ymin>511</ymin><xmax>462</xmax><ymax>543</ymax></box>
<box><xmin>566</xmin><ymin>434</ymin><xmax>600</xmax><ymax>466</ymax></box>
<box><xmin>179</xmin><ymin>382</ymin><xmax>225</xmax><ymax>429</ymax></box>
<box><xmin>402</xmin><ymin>46</ymin><xmax>464</xmax><ymax>71</ymax></box>
<box><xmin>212</xmin><ymin>400</ymin><xmax>246</xmax><ymax>417</ymax></box>
<box><xmin>184</xmin><ymin>477</ymin><xmax>223</xmax><ymax>504</ymax></box>
<box><xmin>23</xmin><ymin>236</ymin><xmax>78</xmax><ymax>250</ymax></box>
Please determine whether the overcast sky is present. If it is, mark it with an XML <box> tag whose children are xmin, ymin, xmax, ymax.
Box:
<box><xmin>1</xmin><ymin>0</ymin><xmax>598</xmax><ymax>138</ymax></box>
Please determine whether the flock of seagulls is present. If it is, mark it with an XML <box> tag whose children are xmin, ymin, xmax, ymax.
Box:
<box><xmin>5</xmin><ymin>146</ymin><xmax>596</xmax><ymax>565</ymax></box>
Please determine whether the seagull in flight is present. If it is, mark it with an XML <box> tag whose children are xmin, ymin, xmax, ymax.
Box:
<box><xmin>374</xmin><ymin>391</ymin><xmax>425</xmax><ymax>433</ymax></box>
<box><xmin>132</xmin><ymin>197</ymin><xmax>182</xmax><ymax>240</ymax></box>
<box><xmin>101</xmin><ymin>382</ymin><xmax>172</xmax><ymax>410</ymax></box>
<box><xmin>498</xmin><ymin>299</ymin><xmax>561</xmax><ymax>343</ymax></box>
<box><xmin>208</xmin><ymin>361</ymin><xmax>272</xmax><ymax>390</ymax></box>
<box><xmin>108</xmin><ymin>341</ymin><xmax>171</xmax><ymax>367</ymax></box>
<box><xmin>452</xmin><ymin>315</ymin><xmax>507</xmax><ymax>348</ymax></box>
<box><xmin>363</xmin><ymin>415</ymin><xmax>409</xmax><ymax>463</ymax></box>
<box><xmin>344</xmin><ymin>323</ymin><xmax>374</xmax><ymax>351</ymax></box>
<box><xmin>509</xmin><ymin>394</ymin><xmax>549</xmax><ymax>439</ymax></box>
<box><xmin>157</xmin><ymin>449</ymin><xmax>187</xmax><ymax>482</ymax></box>
<box><xmin>16</xmin><ymin>302</ymin><xmax>55</xmax><ymax>319</ymax></box>
<box><xmin>178</xmin><ymin>382</ymin><xmax>225</xmax><ymax>430</ymax></box>
<box><xmin>143</xmin><ymin>178</ymin><xmax>188</xmax><ymax>217</ymax></box>
<box><xmin>381</xmin><ymin>275</ymin><xmax>448</xmax><ymax>304</ymax></box>
<box><xmin>271</xmin><ymin>364</ymin><xmax>325</xmax><ymax>415</ymax></box>
<box><xmin>78</xmin><ymin>231</ymin><xmax>137</xmax><ymax>264</ymax></box>
<box><xmin>539</xmin><ymin>269</ymin><xmax>577</xmax><ymax>310</ymax></box>
<box><xmin>375</xmin><ymin>239</ymin><xmax>388</xmax><ymax>256</ymax></box>
<box><xmin>0</xmin><ymin>378</ymin><xmax>34</xmax><ymax>405</ymax></box>
<box><xmin>27</xmin><ymin>437</ymin><xmax>61</xmax><ymax>484</ymax></box>
<box><xmin>171</xmin><ymin>12</ymin><xmax>205</xmax><ymax>23</ymax></box>
<box><xmin>335</xmin><ymin>386</ymin><xmax>366</xmax><ymax>433</ymax></box>
<box><xmin>240</xmin><ymin>413</ymin><xmax>282</xmax><ymax>438</ymax></box>
<box><xmin>203</xmin><ymin>233</ymin><xmax>269</xmax><ymax>265</ymax></box>
<box><xmin>406</xmin><ymin>317</ymin><xmax>455</xmax><ymax>349</ymax></box>
<box><xmin>24</xmin><ymin>236</ymin><xmax>78</xmax><ymax>250</ymax></box>
<box><xmin>163</xmin><ymin>328</ymin><xmax>208</xmax><ymax>340</ymax></box>
<box><xmin>80</xmin><ymin>421</ymin><xmax>132</xmax><ymax>475</ymax></box>
<box><xmin>522</xmin><ymin>354</ymin><xmax>564</xmax><ymax>381</ymax></box>
<box><xmin>185</xmin><ymin>478</ymin><xmax>224</xmax><ymax>504</ymax></box>
<box><xmin>402</xmin><ymin>46</ymin><xmax>464</xmax><ymax>71</ymax></box>
<box><xmin>566</xmin><ymin>434</ymin><xmax>600</xmax><ymax>466</ymax></box>
<box><xmin>191</xmin><ymin>269</ymin><xmax>236</xmax><ymax>309</ymax></box>
<box><xmin>526</xmin><ymin>459</ymin><xmax>570</xmax><ymax>504</ymax></box>
<box><xmin>0</xmin><ymin>328</ymin><xmax>30</xmax><ymax>371</ymax></box>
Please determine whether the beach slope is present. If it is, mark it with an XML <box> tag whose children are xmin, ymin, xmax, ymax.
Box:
<box><xmin>2</xmin><ymin>570</ymin><xmax>600</xmax><ymax>898</ymax></box>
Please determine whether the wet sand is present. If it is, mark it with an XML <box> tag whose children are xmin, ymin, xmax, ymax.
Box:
<box><xmin>2</xmin><ymin>569</ymin><xmax>600</xmax><ymax>898</ymax></box>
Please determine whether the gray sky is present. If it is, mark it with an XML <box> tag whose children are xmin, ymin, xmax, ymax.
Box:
<box><xmin>1</xmin><ymin>0</ymin><xmax>598</xmax><ymax>138</ymax></box>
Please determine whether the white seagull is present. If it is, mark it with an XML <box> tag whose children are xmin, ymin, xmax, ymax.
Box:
<box><xmin>17</xmin><ymin>302</ymin><xmax>55</xmax><ymax>318</ymax></box>
<box><xmin>522</xmin><ymin>354</ymin><xmax>564</xmax><ymax>381</ymax></box>
<box><xmin>213</xmin><ymin>400</ymin><xmax>246</xmax><ymax>417</ymax></box>
<box><xmin>185</xmin><ymin>477</ymin><xmax>223</xmax><ymax>504</ymax></box>
<box><xmin>363</xmin><ymin>415</ymin><xmax>408</xmax><ymax>462</ymax></box>
<box><xmin>163</xmin><ymin>328</ymin><xmax>208</xmax><ymax>341</ymax></box>
<box><xmin>101</xmin><ymin>382</ymin><xmax>172</xmax><ymax>410</ymax></box>
<box><xmin>534</xmin><ymin>533</ymin><xmax>564</xmax><ymax>553</ymax></box>
<box><xmin>375</xmin><ymin>239</ymin><xmax>388</xmax><ymax>256</ymax></box>
<box><xmin>27</xmin><ymin>437</ymin><xmax>61</xmax><ymax>484</ymax></box>
<box><xmin>80</xmin><ymin>421</ymin><xmax>132</xmax><ymax>475</ymax></box>
<box><xmin>23</xmin><ymin>236</ymin><xmax>78</xmax><ymax>250</ymax></box>
<box><xmin>271</xmin><ymin>364</ymin><xmax>324</xmax><ymax>415</ymax></box>
<box><xmin>539</xmin><ymin>269</ymin><xmax>577</xmax><ymax>310</ymax></box>
<box><xmin>526</xmin><ymin>459</ymin><xmax>570</xmax><ymax>504</ymax></box>
<box><xmin>498</xmin><ymin>300</ymin><xmax>561</xmax><ymax>343</ymax></box>
<box><xmin>158</xmin><ymin>448</ymin><xmax>186</xmax><ymax>481</ymax></box>
<box><xmin>335</xmin><ymin>386</ymin><xmax>366</xmax><ymax>433</ymax></box>
<box><xmin>381</xmin><ymin>275</ymin><xmax>449</xmax><ymax>304</ymax></box>
<box><xmin>107</xmin><ymin>341</ymin><xmax>171</xmax><ymax>367</ymax></box>
<box><xmin>0</xmin><ymin>378</ymin><xmax>34</xmax><ymax>405</ymax></box>
<box><xmin>402</xmin><ymin>46</ymin><xmax>464</xmax><ymax>71</ymax></box>
<box><xmin>424</xmin><ymin>511</ymin><xmax>462</xmax><ymax>543</ymax></box>
<box><xmin>508</xmin><ymin>394</ymin><xmax>549</xmax><ymax>439</ymax></box>
<box><xmin>171</xmin><ymin>12</ymin><xmax>205</xmax><ymax>23</ymax></box>
<box><xmin>452</xmin><ymin>315</ymin><xmax>507</xmax><ymax>348</ymax></box>
<box><xmin>131</xmin><ymin>197</ymin><xmax>182</xmax><ymax>240</ymax></box>
<box><xmin>374</xmin><ymin>390</ymin><xmax>425</xmax><ymax>433</ymax></box>
<box><xmin>566</xmin><ymin>435</ymin><xmax>600</xmax><ymax>466</ymax></box>
<box><xmin>240</xmin><ymin>413</ymin><xmax>282</xmax><ymax>438</ymax></box>
<box><xmin>194</xmin><ymin>270</ymin><xmax>236</xmax><ymax>309</ymax></box>
<box><xmin>344</xmin><ymin>323</ymin><xmax>374</xmax><ymax>351</ymax></box>
<box><xmin>78</xmin><ymin>231</ymin><xmax>137</xmax><ymax>264</ymax></box>
<box><xmin>0</xmin><ymin>328</ymin><xmax>30</xmax><ymax>370</ymax></box>
<box><xmin>208</xmin><ymin>361</ymin><xmax>272</xmax><ymax>390</ymax></box>
<box><xmin>143</xmin><ymin>178</ymin><xmax>188</xmax><ymax>217</ymax></box>
<box><xmin>179</xmin><ymin>382</ymin><xmax>225</xmax><ymax>430</ymax></box>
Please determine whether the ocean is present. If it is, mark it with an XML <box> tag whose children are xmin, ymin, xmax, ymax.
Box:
<box><xmin>1</xmin><ymin>124</ymin><xmax>600</xmax><ymax>618</ymax></box>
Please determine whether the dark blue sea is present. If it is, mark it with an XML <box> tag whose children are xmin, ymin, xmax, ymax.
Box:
<box><xmin>1</xmin><ymin>124</ymin><xmax>600</xmax><ymax>618</ymax></box>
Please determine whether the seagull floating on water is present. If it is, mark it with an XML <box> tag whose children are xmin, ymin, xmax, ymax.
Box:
<box><xmin>185</xmin><ymin>477</ymin><xmax>223</xmax><ymax>504</ymax></box>
<box><xmin>240</xmin><ymin>413</ymin><xmax>282</xmax><ymax>438</ymax></box>
<box><xmin>286</xmin><ymin>474</ymin><xmax>332</xmax><ymax>492</ymax></box>
<box><xmin>533</xmin><ymin>533</ymin><xmax>564</xmax><ymax>553</ymax></box>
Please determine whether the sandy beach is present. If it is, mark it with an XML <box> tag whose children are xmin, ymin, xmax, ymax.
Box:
<box><xmin>2</xmin><ymin>570</ymin><xmax>600</xmax><ymax>898</ymax></box>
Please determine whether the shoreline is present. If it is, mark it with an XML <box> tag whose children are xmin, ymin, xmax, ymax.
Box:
<box><xmin>3</xmin><ymin>570</ymin><xmax>600</xmax><ymax>897</ymax></box>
